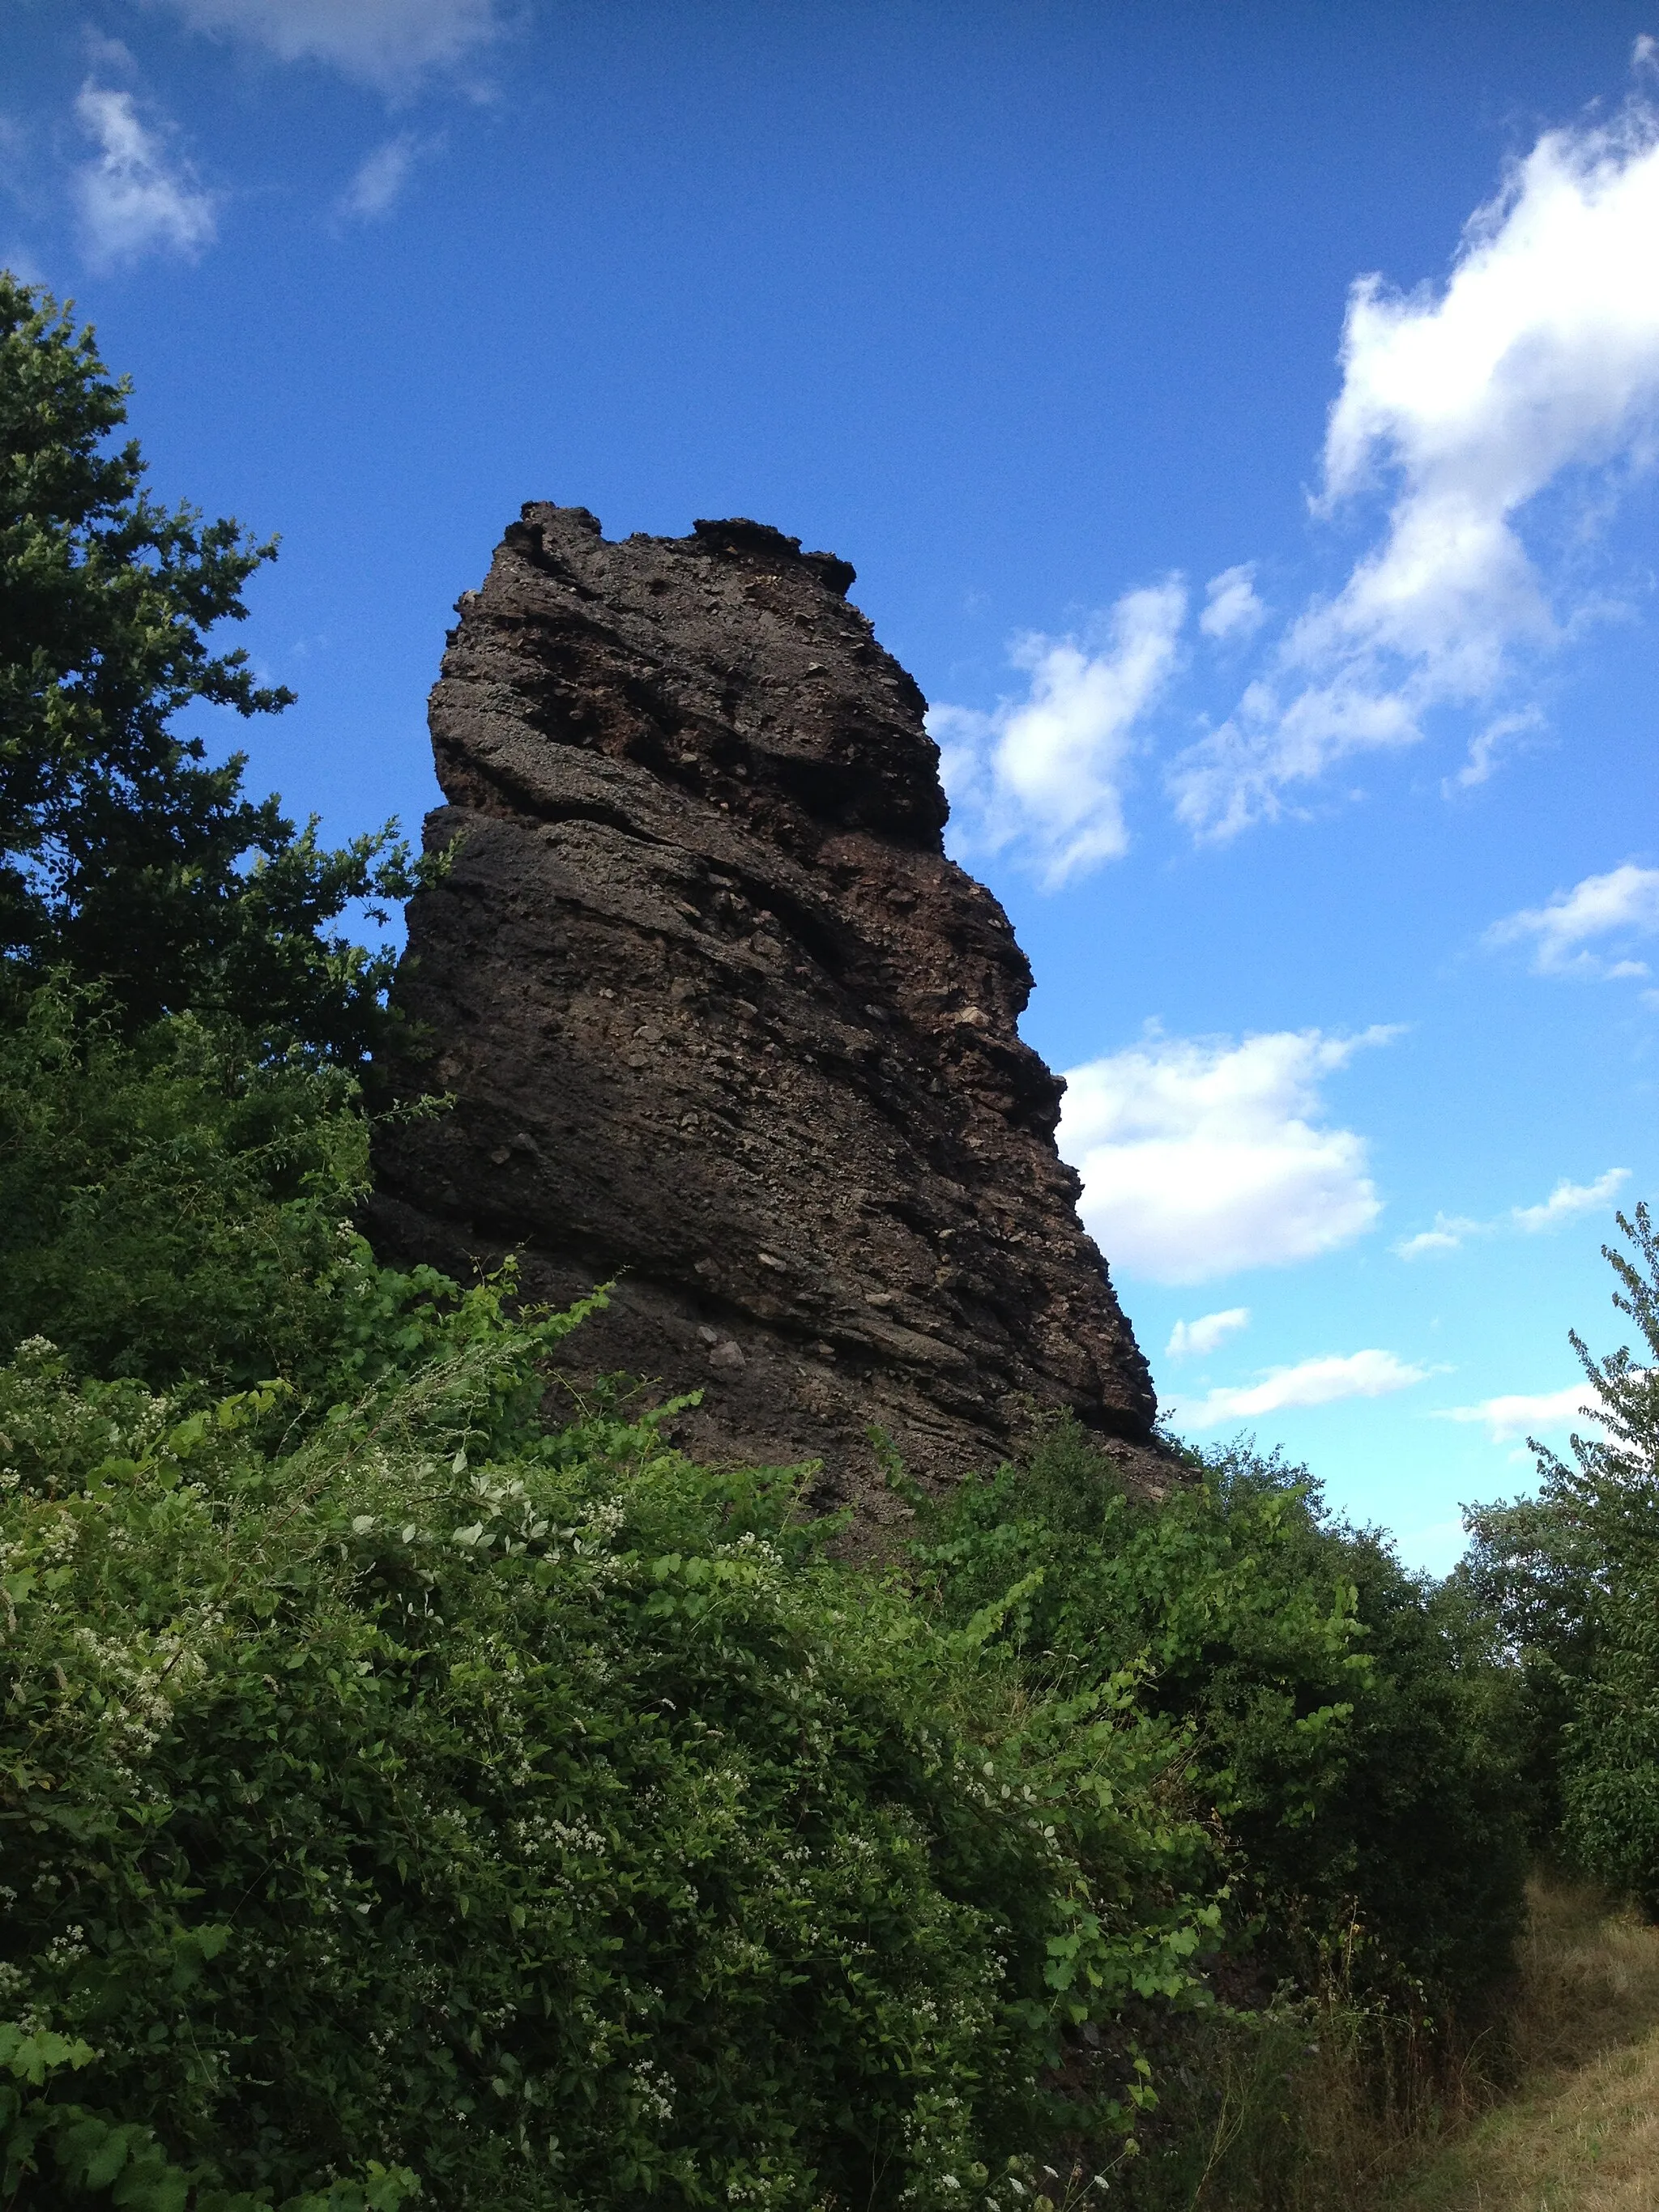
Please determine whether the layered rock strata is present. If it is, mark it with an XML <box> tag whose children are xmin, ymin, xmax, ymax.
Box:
<box><xmin>371</xmin><ymin>504</ymin><xmax>1163</xmax><ymax>1532</ymax></box>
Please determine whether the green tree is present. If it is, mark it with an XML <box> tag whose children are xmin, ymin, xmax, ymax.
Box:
<box><xmin>918</xmin><ymin>1421</ymin><xmax>1529</xmax><ymax>2011</ymax></box>
<box><xmin>0</xmin><ymin>273</ymin><xmax>425</xmax><ymax>1062</ymax></box>
<box><xmin>1464</xmin><ymin>1204</ymin><xmax>1659</xmax><ymax>1907</ymax></box>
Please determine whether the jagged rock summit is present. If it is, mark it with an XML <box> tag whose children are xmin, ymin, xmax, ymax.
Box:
<box><xmin>372</xmin><ymin>503</ymin><xmax>1162</xmax><ymax>1532</ymax></box>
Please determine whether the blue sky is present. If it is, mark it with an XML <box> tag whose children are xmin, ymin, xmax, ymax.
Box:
<box><xmin>6</xmin><ymin>0</ymin><xmax>1659</xmax><ymax>1568</ymax></box>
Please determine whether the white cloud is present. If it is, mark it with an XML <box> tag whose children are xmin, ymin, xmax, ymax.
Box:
<box><xmin>1166</xmin><ymin>1307</ymin><xmax>1250</xmax><ymax>1358</ymax></box>
<box><xmin>83</xmin><ymin>31</ymin><xmax>139</xmax><ymax>75</ymax></box>
<box><xmin>1199</xmin><ymin>564</ymin><xmax>1266</xmax><ymax>642</ymax></box>
<box><xmin>1057</xmin><ymin>1025</ymin><xmax>1391</xmax><ymax>1285</ymax></box>
<box><xmin>1486</xmin><ymin>863</ymin><xmax>1659</xmax><ymax>977</ymax></box>
<box><xmin>1172</xmin><ymin>1349</ymin><xmax>1428</xmax><ymax>1430</ymax></box>
<box><xmin>1448</xmin><ymin>707</ymin><xmax>1544</xmax><ymax>791</ymax></box>
<box><xmin>1171</xmin><ymin>79</ymin><xmax>1659</xmax><ymax>838</ymax></box>
<box><xmin>1512</xmin><ymin>1166</ymin><xmax>1629</xmax><ymax>1232</ymax></box>
<box><xmin>1395</xmin><ymin>1213</ymin><xmax>1482</xmax><ymax>1259</ymax></box>
<box><xmin>72</xmin><ymin>84</ymin><xmax>217</xmax><ymax>269</ymax></box>
<box><xmin>1439</xmin><ymin>1381</ymin><xmax>1607</xmax><ymax>1443</ymax></box>
<box><xmin>149</xmin><ymin>0</ymin><xmax>505</xmax><ymax>95</ymax></box>
<box><xmin>931</xmin><ymin>579</ymin><xmax>1186</xmax><ymax>887</ymax></box>
<box><xmin>337</xmin><ymin>133</ymin><xmax>424</xmax><ymax>221</ymax></box>
<box><xmin>1395</xmin><ymin>1166</ymin><xmax>1628</xmax><ymax>1255</ymax></box>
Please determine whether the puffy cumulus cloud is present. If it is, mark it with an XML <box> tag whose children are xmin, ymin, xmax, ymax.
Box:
<box><xmin>1171</xmin><ymin>1349</ymin><xmax>1427</xmax><ymax>1431</ymax></box>
<box><xmin>1165</xmin><ymin>1307</ymin><xmax>1250</xmax><ymax>1359</ymax></box>
<box><xmin>1486</xmin><ymin>863</ymin><xmax>1659</xmax><ymax>977</ymax></box>
<box><xmin>148</xmin><ymin>0</ymin><xmax>505</xmax><ymax>96</ymax></box>
<box><xmin>1056</xmin><ymin>1026</ymin><xmax>1391</xmax><ymax>1285</ymax></box>
<box><xmin>1172</xmin><ymin>75</ymin><xmax>1659</xmax><ymax>838</ymax></box>
<box><xmin>930</xmin><ymin>580</ymin><xmax>1185</xmax><ymax>888</ymax></box>
<box><xmin>336</xmin><ymin>133</ymin><xmax>425</xmax><ymax>222</ymax></box>
<box><xmin>72</xmin><ymin>84</ymin><xmax>216</xmax><ymax>269</ymax></box>
<box><xmin>1439</xmin><ymin>1381</ymin><xmax>1607</xmax><ymax>1444</ymax></box>
<box><xmin>1199</xmin><ymin>565</ymin><xmax>1266</xmax><ymax>643</ymax></box>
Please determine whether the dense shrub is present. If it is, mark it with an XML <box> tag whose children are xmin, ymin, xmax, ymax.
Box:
<box><xmin>917</xmin><ymin>1421</ymin><xmax>1529</xmax><ymax>2013</ymax></box>
<box><xmin>0</xmin><ymin>1259</ymin><xmax>1223</xmax><ymax>2209</ymax></box>
<box><xmin>0</xmin><ymin>987</ymin><xmax>370</xmax><ymax>1392</ymax></box>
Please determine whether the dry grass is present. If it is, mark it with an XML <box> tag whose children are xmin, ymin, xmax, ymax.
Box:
<box><xmin>1388</xmin><ymin>1878</ymin><xmax>1659</xmax><ymax>2212</ymax></box>
<box><xmin>1120</xmin><ymin>1879</ymin><xmax>1659</xmax><ymax>2212</ymax></box>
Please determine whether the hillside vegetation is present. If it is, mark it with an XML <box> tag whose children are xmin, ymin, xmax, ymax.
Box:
<box><xmin>2</xmin><ymin>275</ymin><xmax>1654</xmax><ymax>2211</ymax></box>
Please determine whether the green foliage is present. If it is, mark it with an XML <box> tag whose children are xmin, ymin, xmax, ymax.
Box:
<box><xmin>1</xmin><ymin>2021</ymin><xmax>416</xmax><ymax>2212</ymax></box>
<box><xmin>0</xmin><ymin>1302</ymin><xmax>1221</xmax><ymax>2208</ymax></box>
<box><xmin>0</xmin><ymin>270</ymin><xmax>1543</xmax><ymax>2209</ymax></box>
<box><xmin>0</xmin><ymin>274</ymin><xmax>429</xmax><ymax>1063</ymax></box>
<box><xmin>0</xmin><ymin>983</ymin><xmax>480</xmax><ymax>1414</ymax></box>
<box><xmin>1462</xmin><ymin>1204</ymin><xmax>1659</xmax><ymax>1910</ymax></box>
<box><xmin>0</xmin><ymin>984</ymin><xmax>368</xmax><ymax>1391</ymax></box>
<box><xmin>1453</xmin><ymin>1494</ymin><xmax>1601</xmax><ymax>1851</ymax></box>
<box><xmin>0</xmin><ymin>1001</ymin><xmax>1537</xmax><ymax>2207</ymax></box>
<box><xmin>917</xmin><ymin>1421</ymin><xmax>1529</xmax><ymax>2013</ymax></box>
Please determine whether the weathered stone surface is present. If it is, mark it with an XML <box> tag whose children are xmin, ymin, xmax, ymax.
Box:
<box><xmin>370</xmin><ymin>504</ymin><xmax>1164</xmax><ymax>1532</ymax></box>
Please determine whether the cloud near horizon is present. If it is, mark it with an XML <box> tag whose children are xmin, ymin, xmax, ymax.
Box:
<box><xmin>147</xmin><ymin>0</ymin><xmax>507</xmax><ymax>96</ymax></box>
<box><xmin>71</xmin><ymin>83</ymin><xmax>216</xmax><ymax>268</ymax></box>
<box><xmin>931</xmin><ymin>581</ymin><xmax>1185</xmax><ymax>885</ymax></box>
<box><xmin>1171</xmin><ymin>64</ymin><xmax>1659</xmax><ymax>839</ymax></box>
<box><xmin>1170</xmin><ymin>1348</ymin><xmax>1428</xmax><ymax>1430</ymax></box>
<box><xmin>1056</xmin><ymin>1025</ymin><xmax>1391</xmax><ymax>1284</ymax></box>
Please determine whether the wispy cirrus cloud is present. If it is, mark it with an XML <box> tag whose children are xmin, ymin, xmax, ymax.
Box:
<box><xmin>1486</xmin><ymin>863</ymin><xmax>1659</xmax><ymax>978</ymax></box>
<box><xmin>1171</xmin><ymin>1348</ymin><xmax>1428</xmax><ymax>1431</ymax></box>
<box><xmin>1171</xmin><ymin>55</ymin><xmax>1659</xmax><ymax>840</ymax></box>
<box><xmin>1446</xmin><ymin>707</ymin><xmax>1545</xmax><ymax>792</ymax></box>
<box><xmin>147</xmin><ymin>0</ymin><xmax>510</xmax><ymax>96</ymax></box>
<box><xmin>71</xmin><ymin>83</ymin><xmax>217</xmax><ymax>269</ymax></box>
<box><xmin>335</xmin><ymin>133</ymin><xmax>429</xmax><ymax>222</ymax></box>
<box><xmin>1056</xmin><ymin>1025</ymin><xmax>1392</xmax><ymax>1285</ymax></box>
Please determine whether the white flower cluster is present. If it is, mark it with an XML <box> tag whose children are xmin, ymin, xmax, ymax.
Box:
<box><xmin>629</xmin><ymin>2056</ymin><xmax>675</xmax><ymax>2124</ymax></box>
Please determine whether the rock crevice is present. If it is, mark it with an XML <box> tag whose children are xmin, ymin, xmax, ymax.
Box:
<box><xmin>372</xmin><ymin>503</ymin><xmax>1162</xmax><ymax>1527</ymax></box>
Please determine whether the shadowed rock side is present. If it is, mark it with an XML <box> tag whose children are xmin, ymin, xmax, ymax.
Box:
<box><xmin>370</xmin><ymin>503</ymin><xmax>1164</xmax><ymax>1535</ymax></box>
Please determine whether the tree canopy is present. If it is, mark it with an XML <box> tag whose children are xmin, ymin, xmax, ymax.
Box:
<box><xmin>0</xmin><ymin>273</ymin><xmax>426</xmax><ymax>1062</ymax></box>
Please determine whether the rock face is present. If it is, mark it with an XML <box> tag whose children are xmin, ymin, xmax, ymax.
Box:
<box><xmin>370</xmin><ymin>504</ymin><xmax>1162</xmax><ymax>1533</ymax></box>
